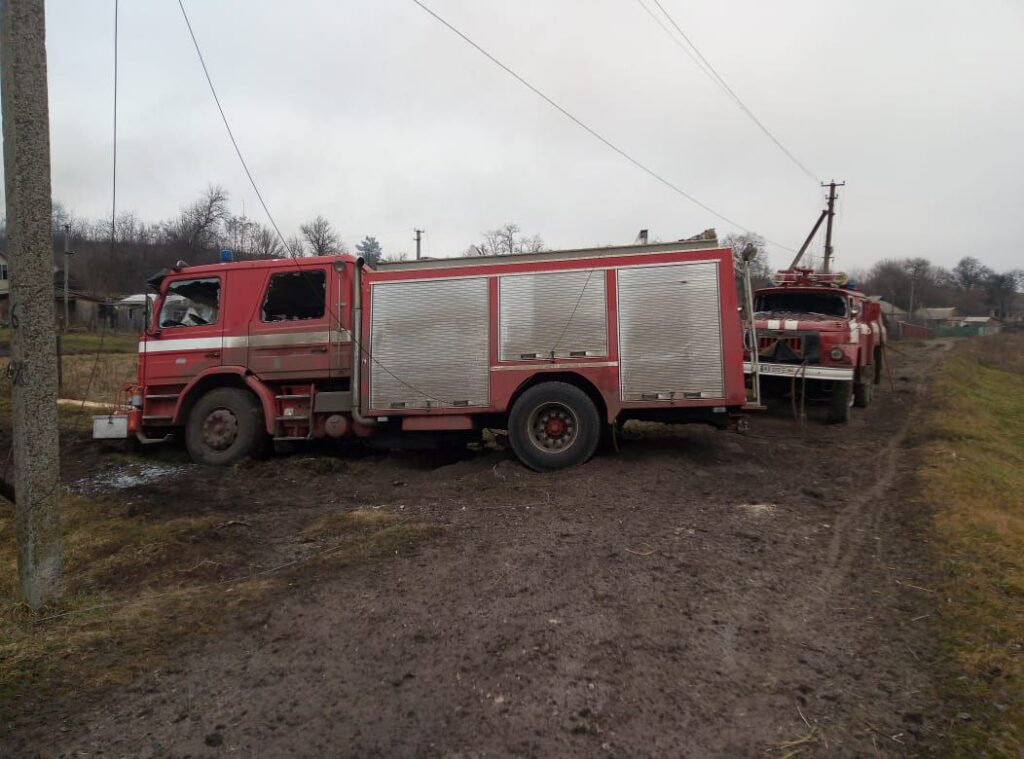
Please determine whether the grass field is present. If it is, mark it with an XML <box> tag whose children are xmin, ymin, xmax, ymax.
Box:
<box><xmin>919</xmin><ymin>333</ymin><xmax>1024</xmax><ymax>754</ymax></box>
<box><xmin>0</xmin><ymin>327</ymin><xmax>138</xmax><ymax>355</ymax></box>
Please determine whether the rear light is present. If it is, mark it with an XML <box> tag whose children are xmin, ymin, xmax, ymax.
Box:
<box><xmin>830</xmin><ymin>347</ymin><xmax>844</xmax><ymax>360</ymax></box>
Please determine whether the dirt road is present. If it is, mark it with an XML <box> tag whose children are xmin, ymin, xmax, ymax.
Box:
<box><xmin>11</xmin><ymin>342</ymin><xmax>949</xmax><ymax>756</ymax></box>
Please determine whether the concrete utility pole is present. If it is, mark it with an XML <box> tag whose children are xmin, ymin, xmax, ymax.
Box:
<box><xmin>0</xmin><ymin>0</ymin><xmax>63</xmax><ymax>609</ymax></box>
<box><xmin>414</xmin><ymin>228</ymin><xmax>424</xmax><ymax>260</ymax></box>
<box><xmin>821</xmin><ymin>180</ymin><xmax>845</xmax><ymax>273</ymax></box>
<box><xmin>62</xmin><ymin>222</ymin><xmax>71</xmax><ymax>330</ymax></box>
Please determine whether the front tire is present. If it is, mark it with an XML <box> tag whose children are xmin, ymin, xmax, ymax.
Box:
<box><xmin>185</xmin><ymin>387</ymin><xmax>266</xmax><ymax>465</ymax></box>
<box><xmin>508</xmin><ymin>382</ymin><xmax>601</xmax><ymax>471</ymax></box>
<box><xmin>854</xmin><ymin>376</ymin><xmax>873</xmax><ymax>408</ymax></box>
<box><xmin>827</xmin><ymin>381</ymin><xmax>853</xmax><ymax>424</ymax></box>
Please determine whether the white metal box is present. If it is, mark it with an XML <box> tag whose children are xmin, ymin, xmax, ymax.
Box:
<box><xmin>92</xmin><ymin>414</ymin><xmax>129</xmax><ymax>439</ymax></box>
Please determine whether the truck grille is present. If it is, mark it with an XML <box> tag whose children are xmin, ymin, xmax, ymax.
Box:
<box><xmin>759</xmin><ymin>335</ymin><xmax>803</xmax><ymax>355</ymax></box>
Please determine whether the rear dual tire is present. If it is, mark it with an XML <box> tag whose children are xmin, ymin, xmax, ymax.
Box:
<box><xmin>508</xmin><ymin>382</ymin><xmax>601</xmax><ymax>472</ymax></box>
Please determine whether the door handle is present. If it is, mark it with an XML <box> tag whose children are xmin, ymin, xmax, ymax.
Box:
<box><xmin>204</xmin><ymin>351</ymin><xmax>221</xmax><ymax>358</ymax></box>
<box><xmin>311</xmin><ymin>346</ymin><xmax>328</xmax><ymax>354</ymax></box>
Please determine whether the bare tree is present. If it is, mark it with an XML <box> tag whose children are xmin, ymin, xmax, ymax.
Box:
<box><xmin>722</xmin><ymin>232</ymin><xmax>772</xmax><ymax>286</ymax></box>
<box><xmin>251</xmin><ymin>225</ymin><xmax>284</xmax><ymax>258</ymax></box>
<box><xmin>984</xmin><ymin>270</ymin><xmax>1023</xmax><ymax>319</ymax></box>
<box><xmin>285</xmin><ymin>234</ymin><xmax>307</xmax><ymax>258</ymax></box>
<box><xmin>164</xmin><ymin>184</ymin><xmax>231</xmax><ymax>253</ymax></box>
<box><xmin>952</xmin><ymin>257</ymin><xmax>993</xmax><ymax>291</ymax></box>
<box><xmin>471</xmin><ymin>223</ymin><xmax>545</xmax><ymax>256</ymax></box>
<box><xmin>300</xmin><ymin>215</ymin><xmax>340</xmax><ymax>255</ymax></box>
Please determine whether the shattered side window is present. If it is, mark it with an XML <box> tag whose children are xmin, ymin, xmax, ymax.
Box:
<box><xmin>261</xmin><ymin>270</ymin><xmax>327</xmax><ymax>322</ymax></box>
<box><xmin>159</xmin><ymin>278</ymin><xmax>220</xmax><ymax>328</ymax></box>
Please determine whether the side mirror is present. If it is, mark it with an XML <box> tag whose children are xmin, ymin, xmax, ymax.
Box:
<box><xmin>850</xmin><ymin>303</ymin><xmax>861</xmax><ymax>317</ymax></box>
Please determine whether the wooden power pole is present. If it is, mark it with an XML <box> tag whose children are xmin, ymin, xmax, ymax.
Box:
<box><xmin>0</xmin><ymin>0</ymin><xmax>63</xmax><ymax>609</ymax></box>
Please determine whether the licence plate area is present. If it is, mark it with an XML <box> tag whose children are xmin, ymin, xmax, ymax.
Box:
<box><xmin>93</xmin><ymin>414</ymin><xmax>129</xmax><ymax>439</ymax></box>
<box><xmin>744</xmin><ymin>362</ymin><xmax>854</xmax><ymax>381</ymax></box>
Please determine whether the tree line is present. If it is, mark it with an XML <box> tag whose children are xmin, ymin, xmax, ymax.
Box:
<box><xmin>857</xmin><ymin>257</ymin><xmax>1022</xmax><ymax>319</ymax></box>
<box><xmin>0</xmin><ymin>185</ymin><xmax>549</xmax><ymax>297</ymax></box>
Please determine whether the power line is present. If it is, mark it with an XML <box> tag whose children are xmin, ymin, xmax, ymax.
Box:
<box><xmin>176</xmin><ymin>0</ymin><xmax>290</xmax><ymax>253</ymax></box>
<box><xmin>410</xmin><ymin>0</ymin><xmax>797</xmax><ymax>254</ymax></box>
<box><xmin>647</xmin><ymin>0</ymin><xmax>820</xmax><ymax>184</ymax></box>
<box><xmin>633</xmin><ymin>0</ymin><xmax>712</xmax><ymax>81</ymax></box>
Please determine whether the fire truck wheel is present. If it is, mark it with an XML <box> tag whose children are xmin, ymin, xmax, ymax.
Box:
<box><xmin>508</xmin><ymin>382</ymin><xmax>601</xmax><ymax>471</ymax></box>
<box><xmin>185</xmin><ymin>388</ymin><xmax>266</xmax><ymax>466</ymax></box>
<box><xmin>827</xmin><ymin>382</ymin><xmax>853</xmax><ymax>424</ymax></box>
<box><xmin>854</xmin><ymin>378</ymin><xmax>873</xmax><ymax>408</ymax></box>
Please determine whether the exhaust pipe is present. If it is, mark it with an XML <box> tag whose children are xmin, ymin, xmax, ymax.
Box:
<box><xmin>350</xmin><ymin>257</ymin><xmax>377</xmax><ymax>427</ymax></box>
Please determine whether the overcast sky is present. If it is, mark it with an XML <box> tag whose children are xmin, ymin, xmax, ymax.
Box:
<box><xmin>6</xmin><ymin>0</ymin><xmax>1024</xmax><ymax>272</ymax></box>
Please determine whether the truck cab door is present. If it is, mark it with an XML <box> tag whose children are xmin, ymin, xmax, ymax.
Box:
<box><xmin>143</xmin><ymin>276</ymin><xmax>225</xmax><ymax>394</ymax></box>
<box><xmin>247</xmin><ymin>266</ymin><xmax>332</xmax><ymax>381</ymax></box>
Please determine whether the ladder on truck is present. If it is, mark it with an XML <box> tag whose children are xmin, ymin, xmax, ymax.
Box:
<box><xmin>740</xmin><ymin>247</ymin><xmax>765</xmax><ymax>411</ymax></box>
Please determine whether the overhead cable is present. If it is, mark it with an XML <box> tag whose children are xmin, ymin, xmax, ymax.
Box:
<box><xmin>647</xmin><ymin>0</ymin><xmax>820</xmax><ymax>184</ymax></box>
<box><xmin>410</xmin><ymin>0</ymin><xmax>797</xmax><ymax>253</ymax></box>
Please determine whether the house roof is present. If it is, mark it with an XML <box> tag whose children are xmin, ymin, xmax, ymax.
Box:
<box><xmin>872</xmin><ymin>298</ymin><xmax>909</xmax><ymax>317</ymax></box>
<box><xmin>960</xmin><ymin>316</ymin><xmax>996</xmax><ymax>323</ymax></box>
<box><xmin>916</xmin><ymin>307</ymin><xmax>957</xmax><ymax>320</ymax></box>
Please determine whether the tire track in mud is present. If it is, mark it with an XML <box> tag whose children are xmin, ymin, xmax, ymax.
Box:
<box><xmin>807</xmin><ymin>341</ymin><xmax>950</xmax><ymax>614</ymax></box>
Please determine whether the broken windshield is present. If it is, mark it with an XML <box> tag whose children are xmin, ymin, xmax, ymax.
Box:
<box><xmin>754</xmin><ymin>291</ymin><xmax>847</xmax><ymax>319</ymax></box>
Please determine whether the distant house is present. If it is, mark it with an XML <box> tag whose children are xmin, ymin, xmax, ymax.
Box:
<box><xmin>871</xmin><ymin>297</ymin><xmax>909</xmax><ymax>322</ymax></box>
<box><xmin>0</xmin><ymin>254</ymin><xmax>115</xmax><ymax>329</ymax></box>
<box><xmin>914</xmin><ymin>307</ymin><xmax>958</xmax><ymax>327</ymax></box>
<box><xmin>936</xmin><ymin>316</ymin><xmax>1002</xmax><ymax>337</ymax></box>
<box><xmin>116</xmin><ymin>293</ymin><xmax>156</xmax><ymax>333</ymax></box>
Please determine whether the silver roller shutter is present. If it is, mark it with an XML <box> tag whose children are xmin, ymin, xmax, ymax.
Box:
<box><xmin>499</xmin><ymin>270</ymin><xmax>608</xmax><ymax>361</ymax></box>
<box><xmin>617</xmin><ymin>261</ymin><xmax>724</xmax><ymax>400</ymax></box>
<box><xmin>369</xmin><ymin>277</ymin><xmax>490</xmax><ymax>409</ymax></box>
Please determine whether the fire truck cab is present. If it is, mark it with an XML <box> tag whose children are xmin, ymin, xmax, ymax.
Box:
<box><xmin>746</xmin><ymin>268</ymin><xmax>885</xmax><ymax>423</ymax></box>
<box><xmin>96</xmin><ymin>240</ymin><xmax>751</xmax><ymax>470</ymax></box>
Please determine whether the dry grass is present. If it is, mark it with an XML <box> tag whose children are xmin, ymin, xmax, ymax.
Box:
<box><xmin>0</xmin><ymin>494</ymin><xmax>265</xmax><ymax>714</ymax></box>
<box><xmin>57</xmin><ymin>352</ymin><xmax>137</xmax><ymax>402</ymax></box>
<box><xmin>918</xmin><ymin>333</ymin><xmax>1024</xmax><ymax>754</ymax></box>
<box><xmin>0</xmin><ymin>498</ymin><xmax>440</xmax><ymax>724</ymax></box>
<box><xmin>304</xmin><ymin>507</ymin><xmax>444</xmax><ymax>566</ymax></box>
<box><xmin>0</xmin><ymin>352</ymin><xmax>136</xmax><ymax>404</ymax></box>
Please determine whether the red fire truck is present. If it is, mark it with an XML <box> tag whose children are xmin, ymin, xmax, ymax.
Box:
<box><xmin>745</xmin><ymin>268</ymin><xmax>885</xmax><ymax>423</ymax></box>
<box><xmin>94</xmin><ymin>240</ymin><xmax>750</xmax><ymax>470</ymax></box>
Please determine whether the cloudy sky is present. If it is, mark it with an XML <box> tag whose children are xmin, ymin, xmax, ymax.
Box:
<box><xmin>12</xmin><ymin>0</ymin><xmax>1024</xmax><ymax>271</ymax></box>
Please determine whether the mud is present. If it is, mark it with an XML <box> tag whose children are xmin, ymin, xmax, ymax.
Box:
<box><xmin>7</xmin><ymin>341</ymin><xmax>950</xmax><ymax>756</ymax></box>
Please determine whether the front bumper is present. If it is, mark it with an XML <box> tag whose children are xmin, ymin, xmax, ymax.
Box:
<box><xmin>744</xmin><ymin>361</ymin><xmax>854</xmax><ymax>382</ymax></box>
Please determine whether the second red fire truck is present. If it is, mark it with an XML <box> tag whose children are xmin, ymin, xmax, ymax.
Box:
<box><xmin>95</xmin><ymin>239</ymin><xmax>751</xmax><ymax>470</ymax></box>
<box><xmin>746</xmin><ymin>268</ymin><xmax>886</xmax><ymax>423</ymax></box>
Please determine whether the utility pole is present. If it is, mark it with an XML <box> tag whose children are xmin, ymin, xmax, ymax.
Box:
<box><xmin>62</xmin><ymin>222</ymin><xmax>71</xmax><ymax>330</ymax></box>
<box><xmin>1</xmin><ymin>0</ymin><xmax>63</xmax><ymax>609</ymax></box>
<box><xmin>821</xmin><ymin>180</ymin><xmax>845</xmax><ymax>273</ymax></box>
<box><xmin>414</xmin><ymin>228</ymin><xmax>424</xmax><ymax>260</ymax></box>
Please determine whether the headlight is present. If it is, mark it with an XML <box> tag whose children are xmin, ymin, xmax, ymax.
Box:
<box><xmin>829</xmin><ymin>347</ymin><xmax>844</xmax><ymax>361</ymax></box>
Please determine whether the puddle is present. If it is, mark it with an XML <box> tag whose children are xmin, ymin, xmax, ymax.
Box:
<box><xmin>71</xmin><ymin>462</ymin><xmax>191</xmax><ymax>495</ymax></box>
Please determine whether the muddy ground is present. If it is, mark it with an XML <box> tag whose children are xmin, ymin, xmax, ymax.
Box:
<box><xmin>7</xmin><ymin>342</ymin><xmax>950</xmax><ymax>756</ymax></box>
